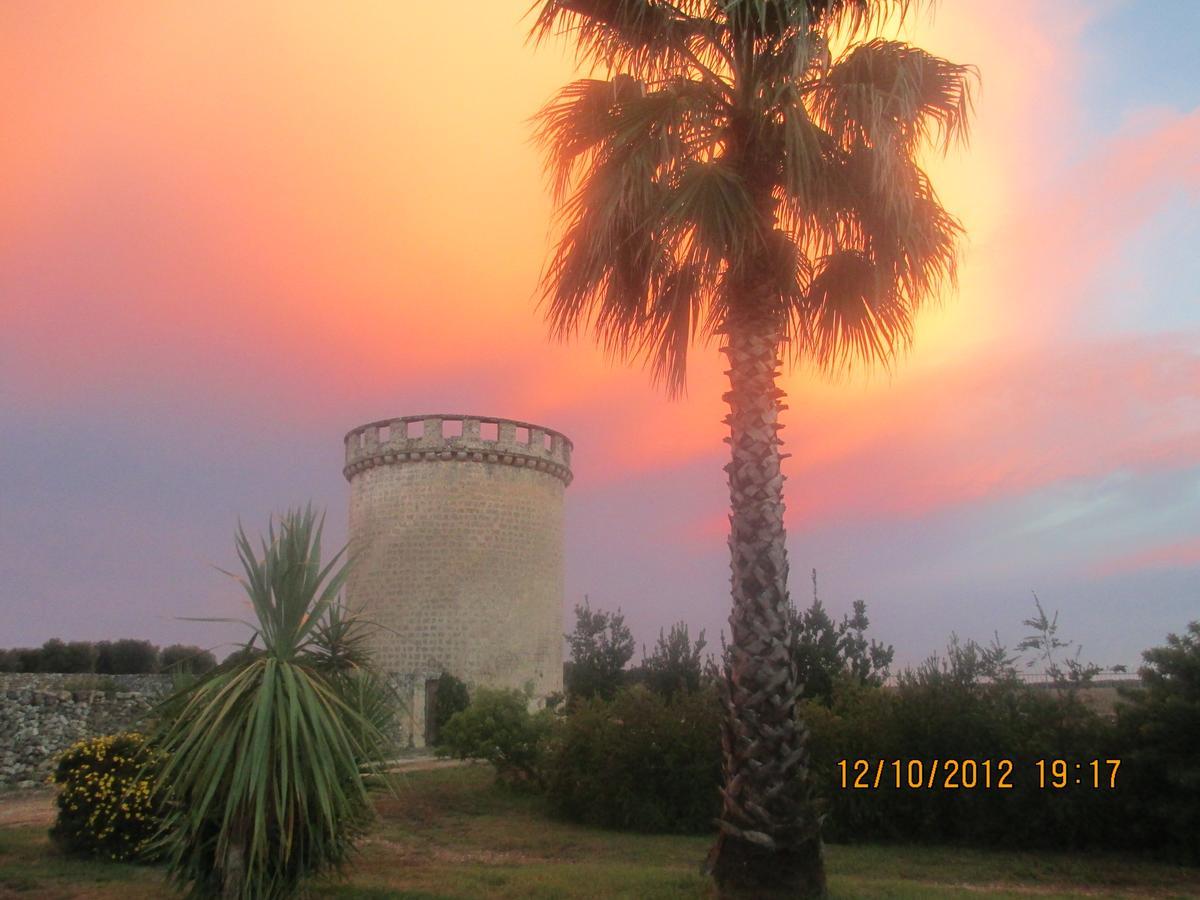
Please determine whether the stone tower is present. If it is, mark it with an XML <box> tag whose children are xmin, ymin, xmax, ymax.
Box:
<box><xmin>343</xmin><ymin>413</ymin><xmax>573</xmax><ymax>747</ymax></box>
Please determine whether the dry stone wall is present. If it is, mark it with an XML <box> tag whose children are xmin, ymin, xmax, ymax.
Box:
<box><xmin>0</xmin><ymin>674</ymin><xmax>173</xmax><ymax>787</ymax></box>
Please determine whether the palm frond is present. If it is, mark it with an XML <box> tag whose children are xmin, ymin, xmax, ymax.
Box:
<box><xmin>807</xmin><ymin>0</ymin><xmax>920</xmax><ymax>38</ymax></box>
<box><xmin>665</xmin><ymin>160</ymin><xmax>761</xmax><ymax>268</ymax></box>
<box><xmin>719</xmin><ymin>0</ymin><xmax>919</xmax><ymax>43</ymax></box>
<box><xmin>800</xmin><ymin>248</ymin><xmax>912</xmax><ymax>372</ymax></box>
<box><xmin>533</xmin><ymin>74</ymin><xmax>727</xmax><ymax>204</ymax></box>
<box><xmin>529</xmin><ymin>0</ymin><xmax>718</xmax><ymax>81</ymax></box>
<box><xmin>642</xmin><ymin>262</ymin><xmax>704</xmax><ymax>395</ymax></box>
<box><xmin>834</xmin><ymin>148</ymin><xmax>960</xmax><ymax>301</ymax></box>
<box><xmin>809</xmin><ymin>38</ymin><xmax>976</xmax><ymax>155</ymax></box>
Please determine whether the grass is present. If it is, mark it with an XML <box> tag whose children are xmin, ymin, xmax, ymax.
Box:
<box><xmin>1</xmin><ymin>766</ymin><xmax>1197</xmax><ymax>899</ymax></box>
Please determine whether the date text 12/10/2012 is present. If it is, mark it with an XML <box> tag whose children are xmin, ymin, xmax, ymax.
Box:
<box><xmin>836</xmin><ymin>759</ymin><xmax>1122</xmax><ymax>790</ymax></box>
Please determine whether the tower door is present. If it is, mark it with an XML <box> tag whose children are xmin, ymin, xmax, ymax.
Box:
<box><xmin>424</xmin><ymin>677</ymin><xmax>439</xmax><ymax>747</ymax></box>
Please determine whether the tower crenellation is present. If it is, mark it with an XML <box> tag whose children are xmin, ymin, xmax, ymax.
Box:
<box><xmin>344</xmin><ymin>414</ymin><xmax>573</xmax><ymax>484</ymax></box>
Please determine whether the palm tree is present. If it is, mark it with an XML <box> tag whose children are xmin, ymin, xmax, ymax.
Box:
<box><xmin>529</xmin><ymin>1</ymin><xmax>973</xmax><ymax>895</ymax></box>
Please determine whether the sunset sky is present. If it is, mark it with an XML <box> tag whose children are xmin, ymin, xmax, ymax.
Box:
<box><xmin>2</xmin><ymin>1</ymin><xmax>1197</xmax><ymax>669</ymax></box>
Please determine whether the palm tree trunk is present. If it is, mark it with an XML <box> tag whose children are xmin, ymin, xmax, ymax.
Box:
<box><xmin>708</xmin><ymin>319</ymin><xmax>826</xmax><ymax>899</ymax></box>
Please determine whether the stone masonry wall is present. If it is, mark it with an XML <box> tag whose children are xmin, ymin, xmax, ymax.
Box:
<box><xmin>0</xmin><ymin>674</ymin><xmax>173</xmax><ymax>787</ymax></box>
<box><xmin>344</xmin><ymin>414</ymin><xmax>571</xmax><ymax>748</ymax></box>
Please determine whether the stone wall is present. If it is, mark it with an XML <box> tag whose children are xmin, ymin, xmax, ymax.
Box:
<box><xmin>0</xmin><ymin>674</ymin><xmax>173</xmax><ymax>787</ymax></box>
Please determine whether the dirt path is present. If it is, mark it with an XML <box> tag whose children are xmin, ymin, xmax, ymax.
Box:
<box><xmin>384</xmin><ymin>756</ymin><xmax>473</xmax><ymax>774</ymax></box>
<box><xmin>0</xmin><ymin>759</ymin><xmax>470</xmax><ymax>832</ymax></box>
<box><xmin>0</xmin><ymin>789</ymin><xmax>56</xmax><ymax>829</ymax></box>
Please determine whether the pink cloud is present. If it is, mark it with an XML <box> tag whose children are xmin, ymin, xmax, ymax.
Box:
<box><xmin>667</xmin><ymin>330</ymin><xmax>1199</xmax><ymax>544</ymax></box>
<box><xmin>1092</xmin><ymin>537</ymin><xmax>1200</xmax><ymax>578</ymax></box>
<box><xmin>792</xmin><ymin>333</ymin><xmax>1199</xmax><ymax>523</ymax></box>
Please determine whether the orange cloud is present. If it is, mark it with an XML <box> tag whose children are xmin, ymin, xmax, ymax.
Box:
<box><xmin>3</xmin><ymin>0</ymin><xmax>1196</xmax><ymax>531</ymax></box>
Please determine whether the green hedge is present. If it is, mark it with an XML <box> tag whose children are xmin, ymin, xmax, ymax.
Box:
<box><xmin>545</xmin><ymin>686</ymin><xmax>721</xmax><ymax>833</ymax></box>
<box><xmin>801</xmin><ymin>676</ymin><xmax>1124</xmax><ymax>850</ymax></box>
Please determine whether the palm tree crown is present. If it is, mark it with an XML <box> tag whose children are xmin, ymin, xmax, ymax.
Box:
<box><xmin>532</xmin><ymin>0</ymin><xmax>973</xmax><ymax>393</ymax></box>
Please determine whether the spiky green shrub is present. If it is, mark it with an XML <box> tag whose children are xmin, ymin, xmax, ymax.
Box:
<box><xmin>50</xmin><ymin>732</ymin><xmax>167</xmax><ymax>862</ymax></box>
<box><xmin>150</xmin><ymin>506</ymin><xmax>395</xmax><ymax>899</ymax></box>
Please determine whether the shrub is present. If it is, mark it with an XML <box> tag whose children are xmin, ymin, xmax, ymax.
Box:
<box><xmin>438</xmin><ymin>687</ymin><xmax>555</xmax><ymax>789</ymax></box>
<box><xmin>431</xmin><ymin>672</ymin><xmax>470</xmax><ymax>745</ymax></box>
<box><xmin>1117</xmin><ymin>621</ymin><xmax>1200</xmax><ymax>862</ymax></box>
<box><xmin>151</xmin><ymin>506</ymin><xmax>394</xmax><ymax>899</ymax></box>
<box><xmin>159</xmin><ymin>644</ymin><xmax>218</xmax><ymax>675</ymax></box>
<box><xmin>546</xmin><ymin>685</ymin><xmax>721</xmax><ymax>833</ymax></box>
<box><xmin>49</xmin><ymin>732</ymin><xmax>167</xmax><ymax>862</ymax></box>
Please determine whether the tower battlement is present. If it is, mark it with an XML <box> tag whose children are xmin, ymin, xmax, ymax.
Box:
<box><xmin>344</xmin><ymin>414</ymin><xmax>573</xmax><ymax>485</ymax></box>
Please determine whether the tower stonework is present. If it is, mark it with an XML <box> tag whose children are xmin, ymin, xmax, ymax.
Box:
<box><xmin>343</xmin><ymin>414</ymin><xmax>572</xmax><ymax>747</ymax></box>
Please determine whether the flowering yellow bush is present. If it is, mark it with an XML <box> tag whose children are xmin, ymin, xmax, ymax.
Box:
<box><xmin>50</xmin><ymin>732</ymin><xmax>167</xmax><ymax>862</ymax></box>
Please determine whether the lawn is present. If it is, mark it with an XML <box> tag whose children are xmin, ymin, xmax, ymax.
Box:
<box><xmin>1</xmin><ymin>766</ymin><xmax>1197</xmax><ymax>899</ymax></box>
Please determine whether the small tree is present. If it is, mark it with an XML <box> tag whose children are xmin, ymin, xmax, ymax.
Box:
<box><xmin>37</xmin><ymin>639</ymin><xmax>97</xmax><ymax>673</ymax></box>
<box><xmin>96</xmin><ymin>639</ymin><xmax>159</xmax><ymax>674</ymax></box>
<box><xmin>565</xmin><ymin>598</ymin><xmax>635</xmax><ymax>701</ymax></box>
<box><xmin>15</xmin><ymin>647</ymin><xmax>41</xmax><ymax>672</ymax></box>
<box><xmin>36</xmin><ymin>639</ymin><xmax>69</xmax><ymax>672</ymax></box>
<box><xmin>642</xmin><ymin>622</ymin><xmax>708</xmax><ymax>699</ymax></box>
<box><xmin>1017</xmin><ymin>594</ymin><xmax>1101</xmax><ymax>693</ymax></box>
<box><xmin>789</xmin><ymin>571</ymin><xmax>893</xmax><ymax>704</ymax></box>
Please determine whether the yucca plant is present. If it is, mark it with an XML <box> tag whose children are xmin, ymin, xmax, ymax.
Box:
<box><xmin>150</xmin><ymin>506</ymin><xmax>395</xmax><ymax>899</ymax></box>
<box><xmin>311</xmin><ymin>597</ymin><xmax>403</xmax><ymax>771</ymax></box>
